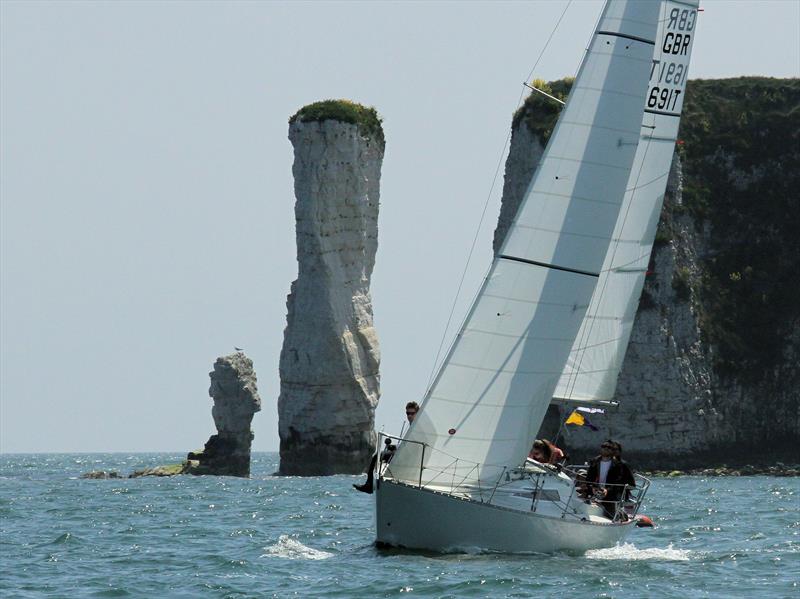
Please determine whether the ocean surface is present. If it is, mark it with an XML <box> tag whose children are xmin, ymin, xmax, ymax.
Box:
<box><xmin>1</xmin><ymin>453</ymin><xmax>797</xmax><ymax>598</ymax></box>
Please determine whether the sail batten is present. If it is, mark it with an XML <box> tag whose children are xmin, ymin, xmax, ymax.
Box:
<box><xmin>596</xmin><ymin>31</ymin><xmax>656</xmax><ymax>45</ymax></box>
<box><xmin>389</xmin><ymin>0</ymin><xmax>664</xmax><ymax>488</ymax></box>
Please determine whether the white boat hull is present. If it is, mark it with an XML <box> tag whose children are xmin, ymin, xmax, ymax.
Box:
<box><xmin>375</xmin><ymin>479</ymin><xmax>634</xmax><ymax>554</ymax></box>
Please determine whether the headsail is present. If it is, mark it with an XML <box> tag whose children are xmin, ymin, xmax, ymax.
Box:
<box><xmin>389</xmin><ymin>0</ymin><xmax>661</xmax><ymax>488</ymax></box>
<box><xmin>554</xmin><ymin>0</ymin><xmax>699</xmax><ymax>405</ymax></box>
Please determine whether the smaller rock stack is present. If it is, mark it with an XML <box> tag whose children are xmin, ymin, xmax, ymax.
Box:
<box><xmin>186</xmin><ymin>352</ymin><xmax>262</xmax><ymax>477</ymax></box>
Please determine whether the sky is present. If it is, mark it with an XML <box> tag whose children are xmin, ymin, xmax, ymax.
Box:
<box><xmin>1</xmin><ymin>0</ymin><xmax>798</xmax><ymax>454</ymax></box>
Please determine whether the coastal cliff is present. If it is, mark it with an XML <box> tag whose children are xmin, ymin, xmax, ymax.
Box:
<box><xmin>278</xmin><ymin>101</ymin><xmax>384</xmax><ymax>475</ymax></box>
<box><xmin>500</xmin><ymin>77</ymin><xmax>799</xmax><ymax>468</ymax></box>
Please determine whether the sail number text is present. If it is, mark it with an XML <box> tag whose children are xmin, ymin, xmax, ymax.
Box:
<box><xmin>646</xmin><ymin>6</ymin><xmax>696</xmax><ymax>113</ymax></box>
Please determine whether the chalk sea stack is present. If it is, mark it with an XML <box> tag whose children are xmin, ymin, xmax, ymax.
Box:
<box><xmin>185</xmin><ymin>352</ymin><xmax>262</xmax><ymax>476</ymax></box>
<box><xmin>278</xmin><ymin>100</ymin><xmax>384</xmax><ymax>476</ymax></box>
<box><xmin>500</xmin><ymin>77</ymin><xmax>799</xmax><ymax>468</ymax></box>
<box><xmin>128</xmin><ymin>352</ymin><xmax>261</xmax><ymax>478</ymax></box>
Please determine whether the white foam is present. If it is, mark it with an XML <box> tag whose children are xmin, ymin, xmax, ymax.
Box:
<box><xmin>260</xmin><ymin>535</ymin><xmax>334</xmax><ymax>560</ymax></box>
<box><xmin>586</xmin><ymin>542</ymin><xmax>691</xmax><ymax>561</ymax></box>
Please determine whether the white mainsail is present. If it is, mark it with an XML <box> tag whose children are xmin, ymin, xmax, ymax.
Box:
<box><xmin>554</xmin><ymin>0</ymin><xmax>699</xmax><ymax>405</ymax></box>
<box><xmin>389</xmin><ymin>0</ymin><xmax>661</xmax><ymax>488</ymax></box>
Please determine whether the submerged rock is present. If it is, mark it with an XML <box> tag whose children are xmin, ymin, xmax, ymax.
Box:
<box><xmin>129</xmin><ymin>463</ymin><xmax>187</xmax><ymax>478</ymax></box>
<box><xmin>278</xmin><ymin>101</ymin><xmax>384</xmax><ymax>475</ymax></box>
<box><xmin>80</xmin><ymin>470</ymin><xmax>122</xmax><ymax>479</ymax></box>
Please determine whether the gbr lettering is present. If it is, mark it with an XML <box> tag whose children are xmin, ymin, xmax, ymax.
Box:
<box><xmin>646</xmin><ymin>5</ymin><xmax>697</xmax><ymax>113</ymax></box>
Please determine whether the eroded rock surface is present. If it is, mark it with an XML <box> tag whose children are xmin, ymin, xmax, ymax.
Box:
<box><xmin>185</xmin><ymin>352</ymin><xmax>262</xmax><ymax>477</ymax></box>
<box><xmin>278</xmin><ymin>103</ymin><xmax>383</xmax><ymax>475</ymax></box>
<box><xmin>498</xmin><ymin>78</ymin><xmax>799</xmax><ymax>468</ymax></box>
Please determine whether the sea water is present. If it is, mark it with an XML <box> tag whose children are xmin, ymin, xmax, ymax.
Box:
<box><xmin>1</xmin><ymin>453</ymin><xmax>797</xmax><ymax>598</ymax></box>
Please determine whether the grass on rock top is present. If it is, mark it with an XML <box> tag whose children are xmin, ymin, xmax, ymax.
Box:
<box><xmin>289</xmin><ymin>99</ymin><xmax>385</xmax><ymax>150</ymax></box>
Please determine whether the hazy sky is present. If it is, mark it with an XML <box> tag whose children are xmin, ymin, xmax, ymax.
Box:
<box><xmin>2</xmin><ymin>0</ymin><xmax>798</xmax><ymax>453</ymax></box>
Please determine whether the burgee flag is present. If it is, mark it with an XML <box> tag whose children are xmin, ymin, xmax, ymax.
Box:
<box><xmin>565</xmin><ymin>409</ymin><xmax>599</xmax><ymax>431</ymax></box>
<box><xmin>565</xmin><ymin>410</ymin><xmax>585</xmax><ymax>426</ymax></box>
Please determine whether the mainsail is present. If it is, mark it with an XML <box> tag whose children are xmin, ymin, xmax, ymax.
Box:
<box><xmin>554</xmin><ymin>0</ymin><xmax>699</xmax><ymax>404</ymax></box>
<box><xmin>389</xmin><ymin>0</ymin><xmax>662</xmax><ymax>488</ymax></box>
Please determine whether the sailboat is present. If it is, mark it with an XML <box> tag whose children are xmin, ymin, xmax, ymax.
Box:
<box><xmin>373</xmin><ymin>0</ymin><xmax>699</xmax><ymax>553</ymax></box>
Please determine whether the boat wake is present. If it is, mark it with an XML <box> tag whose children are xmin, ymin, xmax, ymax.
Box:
<box><xmin>586</xmin><ymin>542</ymin><xmax>692</xmax><ymax>561</ymax></box>
<box><xmin>260</xmin><ymin>535</ymin><xmax>333</xmax><ymax>560</ymax></box>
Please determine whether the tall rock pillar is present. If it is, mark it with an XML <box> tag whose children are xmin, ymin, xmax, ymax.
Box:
<box><xmin>278</xmin><ymin>101</ymin><xmax>384</xmax><ymax>475</ymax></box>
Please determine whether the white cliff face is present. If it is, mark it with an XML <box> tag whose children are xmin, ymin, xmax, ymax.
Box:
<box><xmin>497</xmin><ymin>120</ymin><xmax>737</xmax><ymax>467</ymax></box>
<box><xmin>558</xmin><ymin>155</ymin><xmax>730</xmax><ymax>460</ymax></box>
<box><xmin>278</xmin><ymin>118</ymin><xmax>382</xmax><ymax>475</ymax></box>
<box><xmin>493</xmin><ymin>124</ymin><xmax>545</xmax><ymax>255</ymax></box>
<box><xmin>497</xmin><ymin>79</ymin><xmax>800</xmax><ymax>467</ymax></box>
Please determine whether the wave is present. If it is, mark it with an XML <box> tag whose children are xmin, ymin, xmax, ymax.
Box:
<box><xmin>586</xmin><ymin>542</ymin><xmax>692</xmax><ymax>561</ymax></box>
<box><xmin>260</xmin><ymin>535</ymin><xmax>334</xmax><ymax>560</ymax></box>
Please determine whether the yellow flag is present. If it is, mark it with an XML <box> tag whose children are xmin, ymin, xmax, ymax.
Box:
<box><xmin>565</xmin><ymin>410</ymin><xmax>585</xmax><ymax>426</ymax></box>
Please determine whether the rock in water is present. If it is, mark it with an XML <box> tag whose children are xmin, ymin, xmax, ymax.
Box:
<box><xmin>80</xmin><ymin>470</ymin><xmax>121</xmax><ymax>479</ymax></box>
<box><xmin>278</xmin><ymin>101</ymin><xmax>384</xmax><ymax>475</ymax></box>
<box><xmin>186</xmin><ymin>352</ymin><xmax>262</xmax><ymax>477</ymax></box>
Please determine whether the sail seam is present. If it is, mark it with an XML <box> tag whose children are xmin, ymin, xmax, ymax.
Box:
<box><xmin>466</xmin><ymin>326</ymin><xmax>575</xmax><ymax>342</ymax></box>
<box><xmin>607</xmin><ymin>239</ymin><xmax>643</xmax><ymax>246</ymax></box>
<box><xmin>571</xmin><ymin>315</ymin><xmax>622</xmax><ymax>322</ymax></box>
<box><xmin>523</xmin><ymin>189</ymin><xmax>621</xmax><ymax>207</ymax></box>
<box><xmin>563</xmin><ymin>366</ymin><xmax>620</xmax><ymax>375</ymax></box>
<box><xmin>428</xmin><ymin>433</ymin><xmax>521</xmax><ymax>443</ymax></box>
<box><xmin>570</xmin><ymin>335</ymin><xmax>627</xmax><ymax>351</ymax></box>
<box><xmin>556</xmin><ymin>119</ymin><xmax>647</xmax><ymax>137</ymax></box>
<box><xmin>590</xmin><ymin>47</ymin><xmax>654</xmax><ymax>66</ymax></box>
<box><xmin>595</xmin><ymin>30</ymin><xmax>656</xmax><ymax>45</ymax></box>
<box><xmin>480</xmin><ymin>294</ymin><xmax>591</xmax><ymax>310</ymax></box>
<box><xmin>509</xmin><ymin>224</ymin><xmax>613</xmax><ymax>242</ymax></box>
<box><xmin>540</xmin><ymin>155</ymin><xmax>634</xmax><ymax>171</ymax></box>
<box><xmin>572</xmin><ymin>84</ymin><xmax>652</xmax><ymax>101</ymax></box>
<box><xmin>449</xmin><ymin>361</ymin><xmax>565</xmax><ymax>375</ymax></box>
<box><xmin>429</xmin><ymin>395</ymin><xmax>538</xmax><ymax>410</ymax></box>
<box><xmin>498</xmin><ymin>254</ymin><xmax>599</xmax><ymax>278</ymax></box>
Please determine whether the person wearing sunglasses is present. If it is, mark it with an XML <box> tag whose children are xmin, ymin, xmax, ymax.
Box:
<box><xmin>586</xmin><ymin>439</ymin><xmax>636</xmax><ymax>520</ymax></box>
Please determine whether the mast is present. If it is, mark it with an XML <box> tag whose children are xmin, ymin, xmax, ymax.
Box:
<box><xmin>389</xmin><ymin>0</ymin><xmax>662</xmax><ymax>488</ymax></box>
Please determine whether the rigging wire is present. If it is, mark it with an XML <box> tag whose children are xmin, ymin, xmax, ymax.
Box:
<box><xmin>423</xmin><ymin>0</ymin><xmax>574</xmax><ymax>396</ymax></box>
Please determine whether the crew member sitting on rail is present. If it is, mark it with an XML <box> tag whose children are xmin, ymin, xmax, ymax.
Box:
<box><xmin>353</xmin><ymin>402</ymin><xmax>419</xmax><ymax>494</ymax></box>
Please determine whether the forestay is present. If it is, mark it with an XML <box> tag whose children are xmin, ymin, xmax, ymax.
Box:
<box><xmin>389</xmin><ymin>0</ymin><xmax>661</xmax><ymax>489</ymax></box>
<box><xmin>554</xmin><ymin>0</ymin><xmax>699</xmax><ymax>405</ymax></box>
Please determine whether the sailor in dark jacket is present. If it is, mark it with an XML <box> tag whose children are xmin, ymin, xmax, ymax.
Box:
<box><xmin>586</xmin><ymin>440</ymin><xmax>636</xmax><ymax>519</ymax></box>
